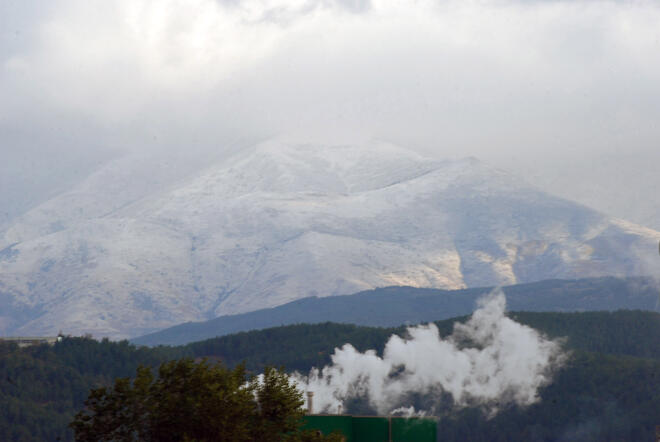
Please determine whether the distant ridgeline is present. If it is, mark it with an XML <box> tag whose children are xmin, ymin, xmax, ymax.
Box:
<box><xmin>132</xmin><ymin>276</ymin><xmax>660</xmax><ymax>346</ymax></box>
<box><xmin>1</xmin><ymin>309</ymin><xmax>660</xmax><ymax>441</ymax></box>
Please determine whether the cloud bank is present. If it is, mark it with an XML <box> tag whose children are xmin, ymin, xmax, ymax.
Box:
<box><xmin>3</xmin><ymin>1</ymin><xmax>660</xmax><ymax>229</ymax></box>
<box><xmin>2</xmin><ymin>0</ymin><xmax>660</xmax><ymax>159</ymax></box>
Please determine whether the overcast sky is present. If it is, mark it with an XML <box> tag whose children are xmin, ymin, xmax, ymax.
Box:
<box><xmin>2</xmin><ymin>0</ymin><xmax>660</xmax><ymax>226</ymax></box>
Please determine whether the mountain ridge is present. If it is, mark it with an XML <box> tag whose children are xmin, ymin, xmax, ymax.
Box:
<box><xmin>1</xmin><ymin>140</ymin><xmax>659</xmax><ymax>338</ymax></box>
<box><xmin>132</xmin><ymin>276</ymin><xmax>660</xmax><ymax>346</ymax></box>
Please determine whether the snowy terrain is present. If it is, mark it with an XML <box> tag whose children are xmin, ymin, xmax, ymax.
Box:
<box><xmin>1</xmin><ymin>140</ymin><xmax>659</xmax><ymax>338</ymax></box>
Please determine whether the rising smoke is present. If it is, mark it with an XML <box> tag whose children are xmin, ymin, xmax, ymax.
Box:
<box><xmin>292</xmin><ymin>290</ymin><xmax>566</xmax><ymax>416</ymax></box>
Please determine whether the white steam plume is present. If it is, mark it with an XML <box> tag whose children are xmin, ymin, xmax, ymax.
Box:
<box><xmin>293</xmin><ymin>289</ymin><xmax>566</xmax><ymax>416</ymax></box>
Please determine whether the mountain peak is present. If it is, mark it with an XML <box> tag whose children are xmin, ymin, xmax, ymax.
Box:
<box><xmin>1</xmin><ymin>139</ymin><xmax>659</xmax><ymax>338</ymax></box>
<box><xmin>218</xmin><ymin>139</ymin><xmax>443</xmax><ymax>195</ymax></box>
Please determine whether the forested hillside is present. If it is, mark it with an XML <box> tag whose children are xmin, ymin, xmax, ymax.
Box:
<box><xmin>133</xmin><ymin>277</ymin><xmax>660</xmax><ymax>346</ymax></box>
<box><xmin>1</xmin><ymin>310</ymin><xmax>659</xmax><ymax>441</ymax></box>
<box><xmin>0</xmin><ymin>339</ymin><xmax>187</xmax><ymax>441</ymax></box>
<box><xmin>182</xmin><ymin>310</ymin><xmax>660</xmax><ymax>372</ymax></box>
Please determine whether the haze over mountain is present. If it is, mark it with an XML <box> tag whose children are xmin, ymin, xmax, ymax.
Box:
<box><xmin>1</xmin><ymin>140</ymin><xmax>659</xmax><ymax>338</ymax></box>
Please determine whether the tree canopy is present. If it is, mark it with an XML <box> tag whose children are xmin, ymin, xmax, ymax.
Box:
<box><xmin>69</xmin><ymin>358</ymin><xmax>341</xmax><ymax>442</ymax></box>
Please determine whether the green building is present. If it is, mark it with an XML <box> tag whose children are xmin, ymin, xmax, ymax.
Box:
<box><xmin>302</xmin><ymin>415</ymin><xmax>437</xmax><ymax>442</ymax></box>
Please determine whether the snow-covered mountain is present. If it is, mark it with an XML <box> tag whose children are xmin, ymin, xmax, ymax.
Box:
<box><xmin>1</xmin><ymin>140</ymin><xmax>659</xmax><ymax>338</ymax></box>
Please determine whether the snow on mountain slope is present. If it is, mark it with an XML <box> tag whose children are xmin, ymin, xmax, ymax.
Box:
<box><xmin>1</xmin><ymin>140</ymin><xmax>659</xmax><ymax>338</ymax></box>
<box><xmin>0</xmin><ymin>219</ymin><xmax>196</xmax><ymax>337</ymax></box>
<box><xmin>0</xmin><ymin>151</ymin><xmax>222</xmax><ymax>248</ymax></box>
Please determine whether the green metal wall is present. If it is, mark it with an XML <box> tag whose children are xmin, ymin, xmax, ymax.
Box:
<box><xmin>302</xmin><ymin>415</ymin><xmax>437</xmax><ymax>442</ymax></box>
<box><xmin>304</xmin><ymin>416</ymin><xmax>353</xmax><ymax>441</ymax></box>
<box><xmin>391</xmin><ymin>417</ymin><xmax>437</xmax><ymax>442</ymax></box>
<box><xmin>352</xmin><ymin>416</ymin><xmax>389</xmax><ymax>442</ymax></box>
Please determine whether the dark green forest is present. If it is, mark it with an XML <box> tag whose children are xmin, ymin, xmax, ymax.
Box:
<box><xmin>1</xmin><ymin>310</ymin><xmax>659</xmax><ymax>441</ymax></box>
<box><xmin>133</xmin><ymin>277</ymin><xmax>660</xmax><ymax>346</ymax></box>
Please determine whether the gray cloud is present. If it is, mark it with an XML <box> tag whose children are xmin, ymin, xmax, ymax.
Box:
<box><xmin>2</xmin><ymin>0</ymin><xmax>660</xmax><ymax>226</ymax></box>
